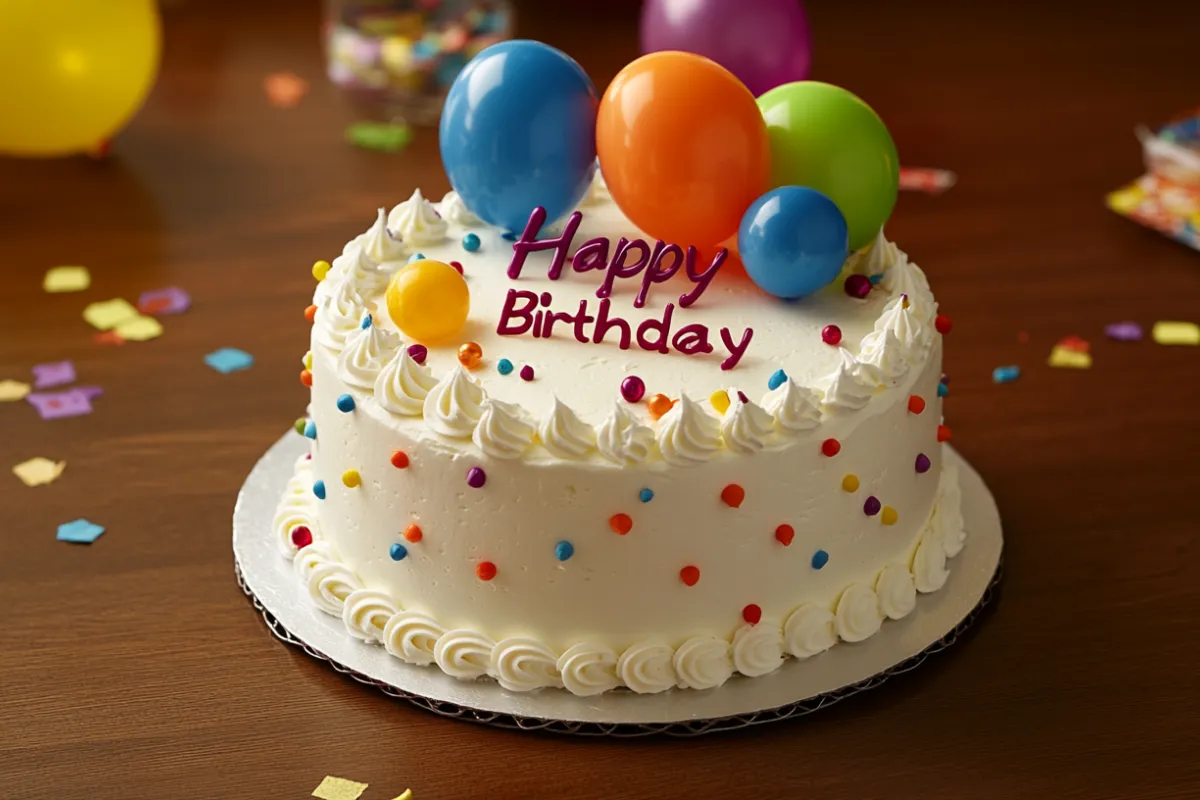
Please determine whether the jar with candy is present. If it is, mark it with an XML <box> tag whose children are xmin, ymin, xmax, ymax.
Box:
<box><xmin>324</xmin><ymin>0</ymin><xmax>513</xmax><ymax>124</ymax></box>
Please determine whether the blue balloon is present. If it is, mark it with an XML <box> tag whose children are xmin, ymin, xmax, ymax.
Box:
<box><xmin>737</xmin><ymin>186</ymin><xmax>849</xmax><ymax>299</ymax></box>
<box><xmin>440</xmin><ymin>41</ymin><xmax>599</xmax><ymax>233</ymax></box>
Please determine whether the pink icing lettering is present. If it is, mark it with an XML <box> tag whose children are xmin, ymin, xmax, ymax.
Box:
<box><xmin>672</xmin><ymin>324</ymin><xmax>715</xmax><ymax>356</ymax></box>
<box><xmin>497</xmin><ymin>289</ymin><xmax>538</xmax><ymax>335</ymax></box>
<box><xmin>635</xmin><ymin>242</ymin><xmax>684</xmax><ymax>308</ymax></box>
<box><xmin>635</xmin><ymin>303</ymin><xmax>674</xmax><ymax>354</ymax></box>
<box><xmin>572</xmin><ymin>237</ymin><xmax>609</xmax><ymax>272</ymax></box>
<box><xmin>592</xmin><ymin>298</ymin><xmax>631</xmax><ymax>349</ymax></box>
<box><xmin>596</xmin><ymin>238</ymin><xmax>650</xmax><ymax>300</ymax></box>
<box><xmin>719</xmin><ymin>327</ymin><xmax>753</xmax><ymax>370</ymax></box>
<box><xmin>679</xmin><ymin>246</ymin><xmax>727</xmax><ymax>308</ymax></box>
<box><xmin>507</xmin><ymin>207</ymin><xmax>582</xmax><ymax>280</ymax></box>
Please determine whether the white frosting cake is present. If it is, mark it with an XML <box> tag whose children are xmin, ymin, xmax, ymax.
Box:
<box><xmin>274</xmin><ymin>181</ymin><xmax>965</xmax><ymax>695</ymax></box>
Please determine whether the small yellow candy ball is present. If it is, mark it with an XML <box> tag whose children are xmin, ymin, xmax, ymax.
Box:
<box><xmin>312</xmin><ymin>260</ymin><xmax>331</xmax><ymax>281</ymax></box>
<box><xmin>385</xmin><ymin>260</ymin><xmax>470</xmax><ymax>344</ymax></box>
<box><xmin>881</xmin><ymin>506</ymin><xmax>898</xmax><ymax>525</ymax></box>
<box><xmin>842</xmin><ymin>474</ymin><xmax>860</xmax><ymax>493</ymax></box>
<box><xmin>709</xmin><ymin>389</ymin><xmax>730</xmax><ymax>415</ymax></box>
<box><xmin>342</xmin><ymin>469</ymin><xmax>361</xmax><ymax>488</ymax></box>
<box><xmin>303</xmin><ymin>351</ymin><xmax>313</xmax><ymax>370</ymax></box>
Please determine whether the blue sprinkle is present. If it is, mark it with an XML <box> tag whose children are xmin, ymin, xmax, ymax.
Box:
<box><xmin>336</xmin><ymin>393</ymin><xmax>356</xmax><ymax>412</ymax></box>
<box><xmin>497</xmin><ymin>358</ymin><xmax>513</xmax><ymax>375</ymax></box>
<box><xmin>390</xmin><ymin>543</ymin><xmax>408</xmax><ymax>561</ymax></box>
<box><xmin>361</xmin><ymin>314</ymin><xmax>372</xmax><ymax>329</ymax></box>
<box><xmin>304</xmin><ymin>420</ymin><xmax>317</xmax><ymax>439</ymax></box>
<box><xmin>638</xmin><ymin>488</ymin><xmax>654</xmax><ymax>503</ymax></box>
<box><xmin>313</xmin><ymin>480</ymin><xmax>326</xmax><ymax>500</ymax></box>
<box><xmin>937</xmin><ymin>381</ymin><xmax>949</xmax><ymax>398</ymax></box>
<box><xmin>811</xmin><ymin>549</ymin><xmax>829</xmax><ymax>570</ymax></box>
<box><xmin>408</xmin><ymin>252</ymin><xmax>425</xmax><ymax>263</ymax></box>
<box><xmin>411</xmin><ymin>39</ymin><xmax>437</xmax><ymax>60</ymax></box>
<box><xmin>992</xmin><ymin>365</ymin><xmax>1021</xmax><ymax>384</ymax></box>
<box><xmin>868</xmin><ymin>273</ymin><xmax>885</xmax><ymax>285</ymax></box>
<box><xmin>501</xmin><ymin>231</ymin><xmax>517</xmax><ymax>242</ymax></box>
<box><xmin>768</xmin><ymin>369</ymin><xmax>788</xmax><ymax>391</ymax></box>
<box><xmin>462</xmin><ymin>232</ymin><xmax>481</xmax><ymax>252</ymax></box>
<box><xmin>555</xmin><ymin>540</ymin><xmax>574</xmax><ymax>561</ymax></box>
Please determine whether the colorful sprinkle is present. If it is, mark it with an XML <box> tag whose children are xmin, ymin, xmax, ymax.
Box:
<box><xmin>304</xmin><ymin>352</ymin><xmax>313</xmax><ymax>370</ymax></box>
<box><xmin>1057</xmin><ymin>335</ymin><xmax>1089</xmax><ymax>353</ymax></box>
<box><xmin>519</xmin><ymin>364</ymin><xmax>535</xmax><ymax>381</ymax></box>
<box><xmin>844</xmin><ymin>274</ymin><xmax>871</xmax><ymax>299</ymax></box>
<box><xmin>408</xmin><ymin>252</ymin><xmax>426</xmax><ymax>263</ymax></box>
<box><xmin>449</xmin><ymin>260</ymin><xmax>464</xmax><ymax>275</ymax></box>
<box><xmin>767</xmin><ymin>369</ymin><xmax>787</xmax><ymax>391</ymax></box>
<box><xmin>841</xmin><ymin>474</ymin><xmax>859</xmax><ymax>492</ymax></box>
<box><xmin>476</xmin><ymin>560</ymin><xmax>497</xmax><ymax>581</ymax></box>
<box><xmin>709</xmin><ymin>389</ymin><xmax>730</xmax><ymax>415</ymax></box>
<box><xmin>555</xmin><ymin>540</ymin><xmax>574</xmax><ymax>561</ymax></box>
<box><xmin>313</xmin><ymin>480</ymin><xmax>326</xmax><ymax>499</ymax></box>
<box><xmin>821</xmin><ymin>324</ymin><xmax>842</xmax><ymax>345</ymax></box>
<box><xmin>342</xmin><ymin>469</ymin><xmax>361</xmax><ymax>488</ymax></box>
<box><xmin>881</xmin><ymin>506</ymin><xmax>898</xmax><ymax>525</ymax></box>
<box><xmin>811</xmin><ymin>549</ymin><xmax>829</xmax><ymax>569</ymax></box>
<box><xmin>736</xmin><ymin>390</ymin><xmax>749</xmax><ymax>403</ymax></box>
<box><xmin>404</xmin><ymin>523</ymin><xmax>423</xmax><ymax>542</ymax></box>
<box><xmin>863</xmin><ymin>496</ymin><xmax>881</xmax><ymax>516</ymax></box>
<box><xmin>868</xmin><ymin>273</ymin><xmax>884</xmax><ymax>285</ymax></box>
<box><xmin>937</xmin><ymin>424</ymin><xmax>952</xmax><ymax>442</ymax></box>
<box><xmin>407</xmin><ymin>344</ymin><xmax>428</xmax><ymax>364</ymax></box>
<box><xmin>721</xmin><ymin>484</ymin><xmax>745</xmax><ymax>508</ymax></box>
<box><xmin>680</xmin><ymin>565</ymin><xmax>700</xmax><ymax>586</ymax></box>
<box><xmin>1105</xmin><ymin>321</ymin><xmax>1143</xmax><ymax>342</ymax></box>
<box><xmin>304</xmin><ymin>420</ymin><xmax>317</xmax><ymax>439</ymax></box>
<box><xmin>336</xmin><ymin>393</ymin><xmax>356</xmax><ymax>412</ymax></box>
<box><xmin>290</xmin><ymin>525</ymin><xmax>313</xmax><ymax>549</ymax></box>
<box><xmin>908</xmin><ymin>395</ymin><xmax>926</xmax><ymax>414</ymax></box>
<box><xmin>312</xmin><ymin>260</ymin><xmax>330</xmax><ymax>281</ymax></box>
<box><xmin>294</xmin><ymin>417</ymin><xmax>306</xmax><ymax>434</ymax></box>
<box><xmin>620</xmin><ymin>375</ymin><xmax>646</xmax><ymax>403</ymax></box>
<box><xmin>647</xmin><ymin>394</ymin><xmax>674</xmax><ymax>420</ymax></box>
<box><xmin>742</xmin><ymin>604</ymin><xmax>762</xmax><ymax>625</ymax></box>
<box><xmin>390</xmin><ymin>450</ymin><xmax>409</xmax><ymax>469</ymax></box>
<box><xmin>304</xmin><ymin>304</ymin><xmax>318</xmax><ymax>323</ymax></box>
<box><xmin>360</xmin><ymin>314</ymin><xmax>372</xmax><ymax>329</ymax></box>
<box><xmin>390</xmin><ymin>543</ymin><xmax>408</xmax><ymax>561</ymax></box>
<box><xmin>775</xmin><ymin>524</ymin><xmax>794</xmax><ymax>546</ymax></box>
<box><xmin>466</xmin><ymin>466</ymin><xmax>486</xmax><ymax>488</ymax></box>
<box><xmin>821</xmin><ymin>438</ymin><xmax>841</xmax><ymax>457</ymax></box>
<box><xmin>458</xmin><ymin>341</ymin><xmax>483</xmax><ymax>369</ymax></box>
<box><xmin>1048</xmin><ymin>346</ymin><xmax>1092</xmax><ymax>369</ymax></box>
<box><xmin>497</xmin><ymin>358</ymin><xmax>513</xmax><ymax>375</ymax></box>
<box><xmin>300</xmin><ymin>369</ymin><xmax>313</xmax><ymax>387</ymax></box>
<box><xmin>915</xmin><ymin>453</ymin><xmax>931</xmax><ymax>473</ymax></box>
<box><xmin>609</xmin><ymin>513</ymin><xmax>633</xmax><ymax>535</ymax></box>
<box><xmin>1153</xmin><ymin>321</ymin><xmax>1200</xmax><ymax>346</ymax></box>
<box><xmin>937</xmin><ymin>381</ymin><xmax>949</xmax><ymax>398</ymax></box>
<box><xmin>639</xmin><ymin>488</ymin><xmax>654</xmax><ymax>503</ymax></box>
<box><xmin>992</xmin><ymin>365</ymin><xmax>1020</xmax><ymax>383</ymax></box>
<box><xmin>935</xmin><ymin>314</ymin><xmax>953</xmax><ymax>334</ymax></box>
<box><xmin>462</xmin><ymin>232</ymin><xmax>481</xmax><ymax>252</ymax></box>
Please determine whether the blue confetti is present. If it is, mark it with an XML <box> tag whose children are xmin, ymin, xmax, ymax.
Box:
<box><xmin>204</xmin><ymin>347</ymin><xmax>254</xmax><ymax>374</ymax></box>
<box><xmin>336</xmin><ymin>394</ymin><xmax>356</xmax><ymax>412</ymax></box>
<box><xmin>390</xmin><ymin>543</ymin><xmax>408</xmax><ymax>561</ymax></box>
<box><xmin>313</xmin><ymin>480</ymin><xmax>326</xmax><ymax>500</ymax></box>
<box><xmin>811</xmin><ymin>549</ymin><xmax>829</xmax><ymax>570</ymax></box>
<box><xmin>304</xmin><ymin>420</ymin><xmax>317</xmax><ymax>439</ymax></box>
<box><xmin>638</xmin><ymin>488</ymin><xmax>654</xmax><ymax>503</ymax></box>
<box><xmin>554</xmin><ymin>541</ymin><xmax>574</xmax><ymax>561</ymax></box>
<box><xmin>57</xmin><ymin>518</ymin><xmax>105</xmax><ymax>544</ymax></box>
<box><xmin>462</xmin><ymin>232</ymin><xmax>481</xmax><ymax>252</ymax></box>
<box><xmin>497</xmin><ymin>358</ymin><xmax>513</xmax><ymax>375</ymax></box>
<box><xmin>992</xmin><ymin>365</ymin><xmax>1020</xmax><ymax>384</ymax></box>
<box><xmin>768</xmin><ymin>369</ymin><xmax>788</xmax><ymax>391</ymax></box>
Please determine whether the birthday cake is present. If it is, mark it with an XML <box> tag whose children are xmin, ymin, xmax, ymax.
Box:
<box><xmin>272</xmin><ymin>42</ymin><xmax>966</xmax><ymax>696</ymax></box>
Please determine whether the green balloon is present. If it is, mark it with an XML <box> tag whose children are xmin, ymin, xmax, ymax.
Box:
<box><xmin>756</xmin><ymin>82</ymin><xmax>899</xmax><ymax>251</ymax></box>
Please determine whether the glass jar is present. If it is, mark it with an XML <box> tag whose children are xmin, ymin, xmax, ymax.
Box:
<box><xmin>324</xmin><ymin>0</ymin><xmax>514</xmax><ymax>125</ymax></box>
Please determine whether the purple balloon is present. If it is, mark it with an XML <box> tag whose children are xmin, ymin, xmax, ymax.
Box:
<box><xmin>640</xmin><ymin>0</ymin><xmax>811</xmax><ymax>97</ymax></box>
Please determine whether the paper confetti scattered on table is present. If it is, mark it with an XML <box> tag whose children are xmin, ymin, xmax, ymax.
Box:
<box><xmin>205</xmin><ymin>348</ymin><xmax>254</xmax><ymax>374</ymax></box>
<box><xmin>346</xmin><ymin>121</ymin><xmax>413</xmax><ymax>153</ymax></box>
<box><xmin>265</xmin><ymin>71</ymin><xmax>309</xmax><ymax>108</ymax></box>
<box><xmin>899</xmin><ymin>166</ymin><xmax>957</xmax><ymax>195</ymax></box>
<box><xmin>312</xmin><ymin>776</ymin><xmax>368</xmax><ymax>800</ymax></box>
<box><xmin>94</xmin><ymin>331</ymin><xmax>126</xmax><ymax>346</ymax></box>
<box><xmin>1105</xmin><ymin>321</ymin><xmax>1143</xmax><ymax>342</ymax></box>
<box><xmin>1152</xmin><ymin>321</ymin><xmax>1199</xmax><ymax>346</ymax></box>
<box><xmin>115</xmin><ymin>315</ymin><xmax>163</xmax><ymax>342</ymax></box>
<box><xmin>390</xmin><ymin>791</ymin><xmax>413</xmax><ymax>800</ymax></box>
<box><xmin>57</xmin><ymin>519</ymin><xmax>105</xmax><ymax>544</ymax></box>
<box><xmin>0</xmin><ymin>379</ymin><xmax>32</xmax><ymax>401</ymax></box>
<box><xmin>26</xmin><ymin>387</ymin><xmax>102</xmax><ymax>419</ymax></box>
<box><xmin>83</xmin><ymin>298</ymin><xmax>139</xmax><ymax>331</ymax></box>
<box><xmin>1048</xmin><ymin>346</ymin><xmax>1093</xmax><ymax>369</ymax></box>
<box><xmin>43</xmin><ymin>265</ymin><xmax>91</xmax><ymax>293</ymax></box>
<box><xmin>992</xmin><ymin>365</ymin><xmax>1020</xmax><ymax>383</ymax></box>
<box><xmin>1056</xmin><ymin>335</ymin><xmax>1090</xmax><ymax>353</ymax></box>
<box><xmin>32</xmin><ymin>360</ymin><xmax>76</xmax><ymax>389</ymax></box>
<box><xmin>13</xmin><ymin>457</ymin><xmax>66</xmax><ymax>487</ymax></box>
<box><xmin>138</xmin><ymin>286</ymin><xmax>191</xmax><ymax>316</ymax></box>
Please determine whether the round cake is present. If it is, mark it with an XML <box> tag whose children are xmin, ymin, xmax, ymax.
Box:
<box><xmin>273</xmin><ymin>176</ymin><xmax>967</xmax><ymax>696</ymax></box>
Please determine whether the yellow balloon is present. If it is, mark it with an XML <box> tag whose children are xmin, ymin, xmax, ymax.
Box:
<box><xmin>0</xmin><ymin>0</ymin><xmax>160</xmax><ymax>156</ymax></box>
<box><xmin>386</xmin><ymin>260</ymin><xmax>470</xmax><ymax>344</ymax></box>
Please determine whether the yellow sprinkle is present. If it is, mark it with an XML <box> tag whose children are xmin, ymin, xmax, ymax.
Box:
<box><xmin>881</xmin><ymin>506</ymin><xmax>898</xmax><ymax>525</ymax></box>
<box><xmin>342</xmin><ymin>469</ymin><xmax>361</xmax><ymax>488</ymax></box>
<box><xmin>709</xmin><ymin>389</ymin><xmax>730</xmax><ymax>415</ymax></box>
<box><xmin>901</xmin><ymin>295</ymin><xmax>910</xmax><ymax>309</ymax></box>
<box><xmin>304</xmin><ymin>351</ymin><xmax>313</xmax><ymax>370</ymax></box>
<box><xmin>841</xmin><ymin>474</ymin><xmax>859</xmax><ymax>492</ymax></box>
<box><xmin>312</xmin><ymin>259</ymin><xmax>331</xmax><ymax>281</ymax></box>
<box><xmin>1047</xmin><ymin>346</ymin><xmax>1092</xmax><ymax>369</ymax></box>
<box><xmin>1152</xmin><ymin>321</ymin><xmax>1199</xmax><ymax>346</ymax></box>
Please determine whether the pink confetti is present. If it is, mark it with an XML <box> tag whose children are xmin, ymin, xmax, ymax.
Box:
<box><xmin>137</xmin><ymin>287</ymin><xmax>191</xmax><ymax>316</ymax></box>
<box><xmin>32</xmin><ymin>360</ymin><xmax>76</xmax><ymax>389</ymax></box>
<box><xmin>1105</xmin><ymin>321</ymin><xmax>1143</xmax><ymax>342</ymax></box>
<box><xmin>26</xmin><ymin>387</ymin><xmax>100</xmax><ymax>419</ymax></box>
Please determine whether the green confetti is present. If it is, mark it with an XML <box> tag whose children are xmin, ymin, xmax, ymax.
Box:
<box><xmin>346</xmin><ymin>122</ymin><xmax>414</xmax><ymax>153</ymax></box>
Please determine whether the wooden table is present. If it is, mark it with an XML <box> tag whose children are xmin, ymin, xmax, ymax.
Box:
<box><xmin>3</xmin><ymin>1</ymin><xmax>1198</xmax><ymax>797</ymax></box>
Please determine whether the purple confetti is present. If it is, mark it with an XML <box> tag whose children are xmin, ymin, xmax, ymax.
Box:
<box><xmin>32</xmin><ymin>360</ymin><xmax>76</xmax><ymax>389</ymax></box>
<box><xmin>26</xmin><ymin>388</ymin><xmax>97</xmax><ymax>419</ymax></box>
<box><xmin>1105</xmin><ymin>321</ymin><xmax>1143</xmax><ymax>342</ymax></box>
<box><xmin>138</xmin><ymin>286</ymin><xmax>191</xmax><ymax>316</ymax></box>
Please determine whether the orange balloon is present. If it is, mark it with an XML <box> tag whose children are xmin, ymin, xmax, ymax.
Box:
<box><xmin>596</xmin><ymin>51</ymin><xmax>770</xmax><ymax>248</ymax></box>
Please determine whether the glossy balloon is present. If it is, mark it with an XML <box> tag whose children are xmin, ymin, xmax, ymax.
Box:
<box><xmin>738</xmin><ymin>186</ymin><xmax>848</xmax><ymax>299</ymax></box>
<box><xmin>0</xmin><ymin>0</ymin><xmax>160</xmax><ymax>156</ymax></box>
<box><xmin>596</xmin><ymin>51</ymin><xmax>770</xmax><ymax>248</ymax></box>
<box><xmin>640</xmin><ymin>0</ymin><xmax>811</xmax><ymax>96</ymax></box>
<box><xmin>756</xmin><ymin>82</ymin><xmax>899</xmax><ymax>251</ymax></box>
<box><xmin>440</xmin><ymin>40</ymin><xmax>598</xmax><ymax>233</ymax></box>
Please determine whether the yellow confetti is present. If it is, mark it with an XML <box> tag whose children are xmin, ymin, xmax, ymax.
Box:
<box><xmin>83</xmin><ymin>298</ymin><xmax>139</xmax><ymax>331</ymax></box>
<box><xmin>312</xmin><ymin>776</ymin><xmax>369</xmax><ymax>800</ymax></box>
<box><xmin>13</xmin><ymin>457</ymin><xmax>66</xmax><ymax>487</ymax></box>
<box><xmin>0</xmin><ymin>379</ymin><xmax>31</xmax><ymax>401</ymax></box>
<box><xmin>1105</xmin><ymin>186</ymin><xmax>1145</xmax><ymax>214</ymax></box>
<box><xmin>43</xmin><ymin>265</ymin><xmax>91</xmax><ymax>293</ymax></box>
<box><xmin>1048</xmin><ymin>346</ymin><xmax>1092</xmax><ymax>369</ymax></box>
<box><xmin>115</xmin><ymin>315</ymin><xmax>164</xmax><ymax>342</ymax></box>
<box><xmin>390</xmin><ymin>791</ymin><xmax>413</xmax><ymax>800</ymax></box>
<box><xmin>1152</xmin><ymin>321</ymin><xmax>1199</xmax><ymax>346</ymax></box>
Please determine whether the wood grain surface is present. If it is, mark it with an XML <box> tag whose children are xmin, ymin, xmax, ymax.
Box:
<box><xmin>2</xmin><ymin>1</ymin><xmax>1199</xmax><ymax>798</ymax></box>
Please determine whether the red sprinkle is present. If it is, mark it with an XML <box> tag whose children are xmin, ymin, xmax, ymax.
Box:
<box><xmin>775</xmin><ymin>524</ymin><xmax>795</xmax><ymax>546</ymax></box>
<box><xmin>290</xmin><ymin>526</ymin><xmax>313</xmax><ymax>549</ymax></box>
<box><xmin>742</xmin><ymin>604</ymin><xmax>762</xmax><ymax>625</ymax></box>
<box><xmin>721</xmin><ymin>484</ymin><xmax>745</xmax><ymax>508</ymax></box>
<box><xmin>821</xmin><ymin>438</ymin><xmax>841</xmax><ymax>457</ymax></box>
<box><xmin>609</xmin><ymin>513</ymin><xmax>633</xmax><ymax>535</ymax></box>
<box><xmin>449</xmin><ymin>260</ymin><xmax>464</xmax><ymax>275</ymax></box>
<box><xmin>935</xmin><ymin>314</ymin><xmax>953</xmax><ymax>334</ymax></box>
<box><xmin>519</xmin><ymin>365</ymin><xmax>535</xmax><ymax>381</ymax></box>
<box><xmin>908</xmin><ymin>395</ymin><xmax>926</xmax><ymax>415</ymax></box>
<box><xmin>390</xmin><ymin>450</ymin><xmax>409</xmax><ymax>469</ymax></box>
<box><xmin>304</xmin><ymin>304</ymin><xmax>318</xmax><ymax>323</ymax></box>
<box><xmin>844</xmin><ymin>274</ymin><xmax>871</xmax><ymax>299</ymax></box>
<box><xmin>680</xmin><ymin>565</ymin><xmax>700</xmax><ymax>586</ymax></box>
<box><xmin>937</xmin><ymin>424</ymin><xmax>952</xmax><ymax>442</ymax></box>
<box><xmin>821</xmin><ymin>324</ymin><xmax>842</xmax><ymax>345</ymax></box>
<box><xmin>476</xmin><ymin>561</ymin><xmax>497</xmax><ymax>581</ymax></box>
<box><xmin>299</xmin><ymin>369</ymin><xmax>312</xmax><ymax>387</ymax></box>
<box><xmin>407</xmin><ymin>344</ymin><xmax>428</xmax><ymax>365</ymax></box>
<box><xmin>404</xmin><ymin>523</ymin><xmax>423</xmax><ymax>543</ymax></box>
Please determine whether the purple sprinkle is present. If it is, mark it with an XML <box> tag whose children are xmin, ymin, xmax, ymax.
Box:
<box><xmin>519</xmin><ymin>365</ymin><xmax>534</xmax><ymax>381</ymax></box>
<box><xmin>736</xmin><ymin>390</ymin><xmax>749</xmax><ymax>404</ymax></box>
<box><xmin>407</xmin><ymin>344</ymin><xmax>428</xmax><ymax>365</ymax></box>
<box><xmin>466</xmin><ymin>466</ymin><xmax>486</xmax><ymax>488</ymax></box>
<box><xmin>863</xmin><ymin>495</ymin><xmax>881</xmax><ymax>516</ymax></box>
<box><xmin>915</xmin><ymin>453</ymin><xmax>931</xmax><ymax>474</ymax></box>
<box><xmin>844</xmin><ymin>274</ymin><xmax>871</xmax><ymax>299</ymax></box>
<box><xmin>620</xmin><ymin>375</ymin><xmax>645</xmax><ymax>403</ymax></box>
<box><xmin>1105</xmin><ymin>321</ymin><xmax>1143</xmax><ymax>342</ymax></box>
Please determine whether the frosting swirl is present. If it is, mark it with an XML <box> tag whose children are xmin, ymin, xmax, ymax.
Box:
<box><xmin>346</xmin><ymin>246</ymin><xmax>394</xmax><ymax>296</ymax></box>
<box><xmin>388</xmin><ymin>188</ymin><xmax>447</xmax><ymax>247</ymax></box>
<box><xmin>556</xmin><ymin>643</ymin><xmax>620</xmax><ymax>696</ymax></box>
<box><xmin>848</xmin><ymin>229</ymin><xmax>900</xmax><ymax>277</ymax></box>
<box><xmin>439</xmin><ymin>190</ymin><xmax>481</xmax><ymax>227</ymax></box>
<box><xmin>913</xmin><ymin>527</ymin><xmax>950</xmax><ymax>593</ymax></box>
<box><xmin>731</xmin><ymin>624</ymin><xmax>785</xmax><ymax>677</ymax></box>
<box><xmin>338</xmin><ymin>322</ymin><xmax>399</xmax><ymax>390</ymax></box>
<box><xmin>433</xmin><ymin>629</ymin><xmax>495</xmax><ymax>680</ymax></box>
<box><xmin>876</xmin><ymin>563</ymin><xmax>917</xmax><ymax>620</ymax></box>
<box><xmin>934</xmin><ymin>463</ymin><xmax>966</xmax><ymax>557</ymax></box>
<box><xmin>361</xmin><ymin>207</ymin><xmax>407</xmax><ymax>264</ymax></box>
<box><xmin>423</xmin><ymin>366</ymin><xmax>486</xmax><ymax>438</ymax></box>
<box><xmin>596</xmin><ymin>403</ymin><xmax>655</xmax><ymax>466</ymax></box>
<box><xmin>784</xmin><ymin>604</ymin><xmax>837</xmax><ymax>659</ymax></box>
<box><xmin>491</xmin><ymin>637</ymin><xmax>564</xmax><ymax>692</ymax></box>
<box><xmin>616</xmin><ymin>639</ymin><xmax>677</xmax><ymax>694</ymax></box>
<box><xmin>294</xmin><ymin>542</ymin><xmax>363</xmax><ymax>615</ymax></box>
<box><xmin>273</xmin><ymin>456</ymin><xmax>319</xmax><ymax>557</ymax></box>
<box><xmin>857</xmin><ymin>328</ymin><xmax>910</xmax><ymax>385</ymax></box>
<box><xmin>763</xmin><ymin>378</ymin><xmax>822</xmax><ymax>432</ymax></box>
<box><xmin>822</xmin><ymin>349</ymin><xmax>876</xmax><ymax>412</ymax></box>
<box><xmin>672</xmin><ymin>635</ymin><xmax>734</xmax><ymax>690</ymax></box>
<box><xmin>374</xmin><ymin>348</ymin><xmax>437</xmax><ymax>416</ymax></box>
<box><xmin>835</xmin><ymin>583</ymin><xmax>883</xmax><ymax>642</ymax></box>
<box><xmin>657</xmin><ymin>395</ymin><xmax>722</xmax><ymax>466</ymax></box>
<box><xmin>539</xmin><ymin>397</ymin><xmax>596</xmax><ymax>459</ymax></box>
<box><xmin>341</xmin><ymin>588</ymin><xmax>397</xmax><ymax>643</ymax></box>
<box><xmin>383</xmin><ymin>610</ymin><xmax>444</xmax><ymax>665</ymax></box>
<box><xmin>316</xmin><ymin>279</ymin><xmax>366</xmax><ymax>353</ymax></box>
<box><xmin>720</xmin><ymin>396</ymin><xmax>775</xmax><ymax>454</ymax></box>
<box><xmin>472</xmin><ymin>399</ymin><xmax>536</xmax><ymax>460</ymax></box>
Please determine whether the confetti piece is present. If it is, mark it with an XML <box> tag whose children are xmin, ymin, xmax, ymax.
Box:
<box><xmin>1152</xmin><ymin>321</ymin><xmax>1199</xmax><ymax>346</ymax></box>
<box><xmin>0</xmin><ymin>380</ymin><xmax>31</xmax><ymax>401</ymax></box>
<box><xmin>32</xmin><ymin>360</ymin><xmax>76</xmax><ymax>389</ymax></box>
<box><xmin>13</xmin><ymin>457</ymin><xmax>66</xmax><ymax>486</ymax></box>
<box><xmin>1048</xmin><ymin>346</ymin><xmax>1093</xmax><ymax>369</ymax></box>
<box><xmin>992</xmin><ymin>365</ymin><xmax>1020</xmax><ymax>383</ymax></box>
<box><xmin>1105</xmin><ymin>321</ymin><xmax>1143</xmax><ymax>342</ymax></box>
<box><xmin>264</xmin><ymin>71</ymin><xmax>309</xmax><ymax>108</ymax></box>
<box><xmin>204</xmin><ymin>348</ymin><xmax>254</xmax><ymax>374</ymax></box>
<box><xmin>115</xmin><ymin>315</ymin><xmax>163</xmax><ymax>342</ymax></box>
<box><xmin>83</xmin><ymin>298</ymin><xmax>139</xmax><ymax>331</ymax></box>
<box><xmin>57</xmin><ymin>518</ymin><xmax>105</xmax><ymax>544</ymax></box>
<box><xmin>1056</xmin><ymin>335</ymin><xmax>1090</xmax><ymax>353</ymax></box>
<box><xmin>137</xmin><ymin>287</ymin><xmax>191</xmax><ymax>316</ymax></box>
<box><xmin>346</xmin><ymin>121</ymin><xmax>414</xmax><ymax>153</ymax></box>
<box><xmin>43</xmin><ymin>266</ymin><xmax>90</xmax><ymax>293</ymax></box>
<box><xmin>898</xmin><ymin>166</ymin><xmax>957</xmax><ymax>195</ymax></box>
<box><xmin>26</xmin><ymin>388</ymin><xmax>99</xmax><ymax>419</ymax></box>
<box><xmin>390</xmin><ymin>791</ymin><xmax>413</xmax><ymax>800</ymax></box>
<box><xmin>312</xmin><ymin>776</ymin><xmax>369</xmax><ymax>800</ymax></box>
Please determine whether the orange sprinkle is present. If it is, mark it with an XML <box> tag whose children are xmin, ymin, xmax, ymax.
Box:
<box><xmin>476</xmin><ymin>561</ymin><xmax>497</xmax><ymax>581</ymax></box>
<box><xmin>404</xmin><ymin>523</ymin><xmax>423</xmax><ymax>543</ymax></box>
<box><xmin>937</xmin><ymin>424</ymin><xmax>952</xmax><ymax>442</ymax></box>
<box><xmin>299</xmin><ymin>369</ymin><xmax>312</xmax><ymax>387</ymax></box>
<box><xmin>304</xmin><ymin>304</ymin><xmax>317</xmax><ymax>323</ymax></box>
<box><xmin>609</xmin><ymin>513</ymin><xmax>633</xmax><ymax>535</ymax></box>
<box><xmin>390</xmin><ymin>450</ymin><xmax>409</xmax><ymax>469</ymax></box>
<box><xmin>720</xmin><ymin>484</ymin><xmax>745</xmax><ymax>508</ymax></box>
<box><xmin>680</xmin><ymin>565</ymin><xmax>700</xmax><ymax>586</ymax></box>
<box><xmin>908</xmin><ymin>395</ymin><xmax>926</xmax><ymax>415</ymax></box>
<box><xmin>458</xmin><ymin>341</ymin><xmax>483</xmax><ymax>369</ymax></box>
<box><xmin>647</xmin><ymin>393</ymin><xmax>674</xmax><ymax>420</ymax></box>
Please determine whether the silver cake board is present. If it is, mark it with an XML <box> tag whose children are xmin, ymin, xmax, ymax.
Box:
<box><xmin>233</xmin><ymin>433</ymin><xmax>1003</xmax><ymax>737</ymax></box>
